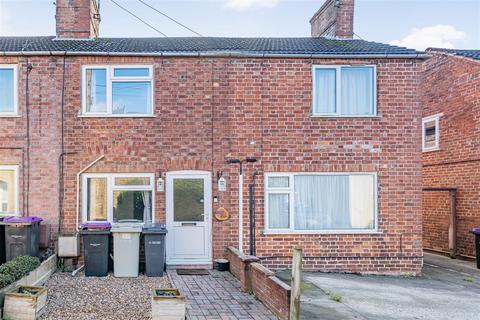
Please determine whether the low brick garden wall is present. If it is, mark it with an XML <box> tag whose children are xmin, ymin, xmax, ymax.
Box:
<box><xmin>227</xmin><ymin>247</ymin><xmax>291</xmax><ymax>320</ymax></box>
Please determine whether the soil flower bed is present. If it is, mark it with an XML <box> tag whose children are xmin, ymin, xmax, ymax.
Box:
<box><xmin>40</xmin><ymin>272</ymin><xmax>170</xmax><ymax>320</ymax></box>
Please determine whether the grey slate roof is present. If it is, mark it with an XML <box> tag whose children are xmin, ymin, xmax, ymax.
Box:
<box><xmin>428</xmin><ymin>48</ymin><xmax>480</xmax><ymax>61</ymax></box>
<box><xmin>0</xmin><ymin>36</ymin><xmax>424</xmax><ymax>57</ymax></box>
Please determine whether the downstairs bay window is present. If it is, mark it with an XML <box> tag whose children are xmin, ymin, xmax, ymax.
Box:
<box><xmin>265</xmin><ymin>173</ymin><xmax>377</xmax><ymax>233</ymax></box>
<box><xmin>82</xmin><ymin>173</ymin><xmax>154</xmax><ymax>223</ymax></box>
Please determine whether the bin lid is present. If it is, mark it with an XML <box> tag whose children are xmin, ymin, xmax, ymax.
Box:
<box><xmin>471</xmin><ymin>227</ymin><xmax>480</xmax><ymax>235</ymax></box>
<box><xmin>80</xmin><ymin>229</ymin><xmax>111</xmax><ymax>235</ymax></box>
<box><xmin>3</xmin><ymin>216</ymin><xmax>43</xmax><ymax>224</ymax></box>
<box><xmin>80</xmin><ymin>222</ymin><xmax>112</xmax><ymax>230</ymax></box>
<box><xmin>111</xmin><ymin>219</ymin><xmax>143</xmax><ymax>233</ymax></box>
<box><xmin>142</xmin><ymin>223</ymin><xmax>167</xmax><ymax>234</ymax></box>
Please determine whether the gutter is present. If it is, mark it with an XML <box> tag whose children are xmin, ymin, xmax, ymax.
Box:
<box><xmin>0</xmin><ymin>50</ymin><xmax>430</xmax><ymax>59</ymax></box>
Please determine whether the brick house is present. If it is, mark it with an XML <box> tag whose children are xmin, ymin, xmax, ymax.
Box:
<box><xmin>421</xmin><ymin>48</ymin><xmax>480</xmax><ymax>258</ymax></box>
<box><xmin>0</xmin><ymin>0</ymin><xmax>427</xmax><ymax>274</ymax></box>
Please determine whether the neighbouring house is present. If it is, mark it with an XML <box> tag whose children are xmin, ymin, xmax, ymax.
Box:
<box><xmin>0</xmin><ymin>0</ymin><xmax>427</xmax><ymax>274</ymax></box>
<box><xmin>421</xmin><ymin>48</ymin><xmax>480</xmax><ymax>258</ymax></box>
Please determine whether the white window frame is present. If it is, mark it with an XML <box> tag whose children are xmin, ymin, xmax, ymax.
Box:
<box><xmin>422</xmin><ymin>114</ymin><xmax>441</xmax><ymax>152</ymax></box>
<box><xmin>311</xmin><ymin>65</ymin><xmax>377</xmax><ymax>117</ymax></box>
<box><xmin>81</xmin><ymin>65</ymin><xmax>154</xmax><ymax>117</ymax></box>
<box><xmin>0</xmin><ymin>65</ymin><xmax>19</xmax><ymax>117</ymax></box>
<box><xmin>264</xmin><ymin>172</ymin><xmax>379</xmax><ymax>234</ymax></box>
<box><xmin>0</xmin><ymin>165</ymin><xmax>19</xmax><ymax>216</ymax></box>
<box><xmin>81</xmin><ymin>173</ymin><xmax>155</xmax><ymax>223</ymax></box>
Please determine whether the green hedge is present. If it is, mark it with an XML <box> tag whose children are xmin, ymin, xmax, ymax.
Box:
<box><xmin>0</xmin><ymin>256</ymin><xmax>40</xmax><ymax>289</ymax></box>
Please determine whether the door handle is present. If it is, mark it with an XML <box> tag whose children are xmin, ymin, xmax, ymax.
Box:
<box><xmin>181</xmin><ymin>222</ymin><xmax>197</xmax><ymax>226</ymax></box>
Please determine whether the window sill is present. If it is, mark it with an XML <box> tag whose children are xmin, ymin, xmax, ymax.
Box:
<box><xmin>262</xmin><ymin>229</ymin><xmax>382</xmax><ymax>235</ymax></box>
<box><xmin>309</xmin><ymin>114</ymin><xmax>381</xmax><ymax>118</ymax></box>
<box><xmin>78</xmin><ymin>114</ymin><xmax>157</xmax><ymax>118</ymax></box>
<box><xmin>422</xmin><ymin>147</ymin><xmax>440</xmax><ymax>153</ymax></box>
<box><xmin>0</xmin><ymin>114</ymin><xmax>21</xmax><ymax>118</ymax></box>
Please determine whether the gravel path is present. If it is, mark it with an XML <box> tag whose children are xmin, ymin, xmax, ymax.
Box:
<box><xmin>41</xmin><ymin>272</ymin><xmax>170</xmax><ymax>320</ymax></box>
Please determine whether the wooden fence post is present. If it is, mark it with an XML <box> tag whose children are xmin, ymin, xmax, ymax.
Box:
<box><xmin>289</xmin><ymin>248</ymin><xmax>302</xmax><ymax>320</ymax></box>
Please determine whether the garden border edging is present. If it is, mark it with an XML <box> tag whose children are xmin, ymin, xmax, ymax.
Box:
<box><xmin>0</xmin><ymin>254</ymin><xmax>57</xmax><ymax>315</ymax></box>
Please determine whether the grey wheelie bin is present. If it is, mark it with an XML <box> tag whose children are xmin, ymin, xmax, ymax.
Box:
<box><xmin>2</xmin><ymin>216</ymin><xmax>42</xmax><ymax>261</ymax></box>
<box><xmin>143</xmin><ymin>224</ymin><xmax>167</xmax><ymax>277</ymax></box>
<box><xmin>80</xmin><ymin>222</ymin><xmax>111</xmax><ymax>277</ymax></box>
<box><xmin>111</xmin><ymin>220</ymin><xmax>142</xmax><ymax>277</ymax></box>
<box><xmin>470</xmin><ymin>227</ymin><xmax>480</xmax><ymax>269</ymax></box>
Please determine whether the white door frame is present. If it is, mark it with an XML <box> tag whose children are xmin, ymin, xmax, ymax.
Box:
<box><xmin>165</xmin><ymin>170</ymin><xmax>212</xmax><ymax>265</ymax></box>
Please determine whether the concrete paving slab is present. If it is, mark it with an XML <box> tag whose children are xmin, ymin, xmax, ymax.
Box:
<box><xmin>276</xmin><ymin>252</ymin><xmax>480</xmax><ymax>320</ymax></box>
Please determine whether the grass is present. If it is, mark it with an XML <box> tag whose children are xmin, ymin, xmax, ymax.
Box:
<box><xmin>325</xmin><ymin>290</ymin><xmax>343</xmax><ymax>302</ymax></box>
<box><xmin>463</xmin><ymin>278</ymin><xmax>475</xmax><ymax>283</ymax></box>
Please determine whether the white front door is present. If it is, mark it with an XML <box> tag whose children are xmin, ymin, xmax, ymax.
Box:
<box><xmin>166</xmin><ymin>171</ymin><xmax>212</xmax><ymax>265</ymax></box>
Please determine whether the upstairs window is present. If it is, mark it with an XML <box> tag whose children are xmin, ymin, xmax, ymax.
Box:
<box><xmin>312</xmin><ymin>65</ymin><xmax>376</xmax><ymax>116</ymax></box>
<box><xmin>82</xmin><ymin>65</ymin><xmax>153</xmax><ymax>116</ymax></box>
<box><xmin>0</xmin><ymin>165</ymin><xmax>19</xmax><ymax>216</ymax></box>
<box><xmin>0</xmin><ymin>65</ymin><xmax>18</xmax><ymax>116</ymax></box>
<box><xmin>422</xmin><ymin>114</ymin><xmax>441</xmax><ymax>151</ymax></box>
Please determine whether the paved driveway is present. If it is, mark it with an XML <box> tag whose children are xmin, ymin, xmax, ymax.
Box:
<box><xmin>168</xmin><ymin>269</ymin><xmax>276</xmax><ymax>320</ymax></box>
<box><xmin>278</xmin><ymin>252</ymin><xmax>480</xmax><ymax>320</ymax></box>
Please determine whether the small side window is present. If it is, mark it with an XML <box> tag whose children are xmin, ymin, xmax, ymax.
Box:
<box><xmin>422</xmin><ymin>115</ymin><xmax>441</xmax><ymax>151</ymax></box>
<box><xmin>0</xmin><ymin>65</ymin><xmax>18</xmax><ymax>116</ymax></box>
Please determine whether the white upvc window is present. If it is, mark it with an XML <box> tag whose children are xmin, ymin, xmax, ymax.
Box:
<box><xmin>82</xmin><ymin>173</ymin><xmax>155</xmax><ymax>223</ymax></box>
<box><xmin>422</xmin><ymin>114</ymin><xmax>441</xmax><ymax>152</ymax></box>
<box><xmin>264</xmin><ymin>172</ymin><xmax>378</xmax><ymax>234</ymax></box>
<box><xmin>0</xmin><ymin>65</ymin><xmax>19</xmax><ymax>116</ymax></box>
<box><xmin>312</xmin><ymin>65</ymin><xmax>377</xmax><ymax>117</ymax></box>
<box><xmin>81</xmin><ymin>65</ymin><xmax>154</xmax><ymax>117</ymax></box>
<box><xmin>0</xmin><ymin>165</ymin><xmax>19</xmax><ymax>216</ymax></box>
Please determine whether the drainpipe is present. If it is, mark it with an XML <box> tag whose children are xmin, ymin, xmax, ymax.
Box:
<box><xmin>239</xmin><ymin>168</ymin><xmax>243</xmax><ymax>252</ymax></box>
<box><xmin>75</xmin><ymin>155</ymin><xmax>105</xmax><ymax>231</ymax></box>
<box><xmin>249</xmin><ymin>170</ymin><xmax>259</xmax><ymax>256</ymax></box>
<box><xmin>227</xmin><ymin>157</ymin><xmax>257</xmax><ymax>254</ymax></box>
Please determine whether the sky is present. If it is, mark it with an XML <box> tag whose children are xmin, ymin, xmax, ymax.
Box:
<box><xmin>0</xmin><ymin>0</ymin><xmax>478</xmax><ymax>50</ymax></box>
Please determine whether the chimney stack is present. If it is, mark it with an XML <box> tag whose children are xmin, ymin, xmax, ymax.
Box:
<box><xmin>310</xmin><ymin>0</ymin><xmax>354</xmax><ymax>39</ymax></box>
<box><xmin>56</xmin><ymin>0</ymin><xmax>100</xmax><ymax>39</ymax></box>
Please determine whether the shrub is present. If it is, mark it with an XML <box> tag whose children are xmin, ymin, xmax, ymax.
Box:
<box><xmin>0</xmin><ymin>255</ymin><xmax>41</xmax><ymax>289</ymax></box>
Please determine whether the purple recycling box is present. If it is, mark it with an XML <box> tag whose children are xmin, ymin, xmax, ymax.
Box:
<box><xmin>471</xmin><ymin>227</ymin><xmax>480</xmax><ymax>235</ymax></box>
<box><xmin>3</xmin><ymin>216</ymin><xmax>43</xmax><ymax>224</ymax></box>
<box><xmin>80</xmin><ymin>222</ymin><xmax>112</xmax><ymax>230</ymax></box>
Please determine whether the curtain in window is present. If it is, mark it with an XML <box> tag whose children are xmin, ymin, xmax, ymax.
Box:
<box><xmin>341</xmin><ymin>67</ymin><xmax>374</xmax><ymax>115</ymax></box>
<box><xmin>314</xmin><ymin>68</ymin><xmax>336</xmax><ymax>114</ymax></box>
<box><xmin>294</xmin><ymin>175</ymin><xmax>351</xmax><ymax>230</ymax></box>
<box><xmin>142</xmin><ymin>191</ymin><xmax>152</xmax><ymax>223</ymax></box>
<box><xmin>268</xmin><ymin>193</ymin><xmax>289</xmax><ymax>228</ymax></box>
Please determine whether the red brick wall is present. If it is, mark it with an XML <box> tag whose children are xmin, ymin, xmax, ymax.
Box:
<box><xmin>227</xmin><ymin>247</ymin><xmax>290</xmax><ymax>320</ymax></box>
<box><xmin>250</xmin><ymin>263</ymin><xmax>291</xmax><ymax>320</ymax></box>
<box><xmin>422</xmin><ymin>51</ymin><xmax>480</xmax><ymax>257</ymax></box>
<box><xmin>422</xmin><ymin>190</ymin><xmax>450</xmax><ymax>253</ymax></box>
<box><xmin>55</xmin><ymin>0</ymin><xmax>96</xmax><ymax>39</ymax></box>
<box><xmin>0</xmin><ymin>56</ymin><xmax>63</xmax><ymax>247</ymax></box>
<box><xmin>1</xmin><ymin>55</ymin><xmax>423</xmax><ymax>274</ymax></box>
<box><xmin>310</xmin><ymin>0</ymin><xmax>354</xmax><ymax>38</ymax></box>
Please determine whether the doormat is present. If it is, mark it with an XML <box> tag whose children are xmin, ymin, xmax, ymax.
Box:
<box><xmin>176</xmin><ymin>269</ymin><xmax>209</xmax><ymax>276</ymax></box>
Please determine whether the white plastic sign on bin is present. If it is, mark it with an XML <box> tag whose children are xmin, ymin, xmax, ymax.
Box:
<box><xmin>111</xmin><ymin>221</ymin><xmax>143</xmax><ymax>277</ymax></box>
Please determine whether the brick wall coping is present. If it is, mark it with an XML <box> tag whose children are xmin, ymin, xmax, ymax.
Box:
<box><xmin>227</xmin><ymin>246</ymin><xmax>260</xmax><ymax>263</ymax></box>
